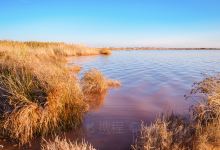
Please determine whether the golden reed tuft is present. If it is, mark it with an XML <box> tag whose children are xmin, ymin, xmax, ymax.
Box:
<box><xmin>81</xmin><ymin>69</ymin><xmax>121</xmax><ymax>95</ymax></box>
<box><xmin>41</xmin><ymin>136</ymin><xmax>96</xmax><ymax>150</ymax></box>
<box><xmin>99</xmin><ymin>48</ymin><xmax>112</xmax><ymax>55</ymax></box>
<box><xmin>0</xmin><ymin>41</ymin><xmax>117</xmax><ymax>145</ymax></box>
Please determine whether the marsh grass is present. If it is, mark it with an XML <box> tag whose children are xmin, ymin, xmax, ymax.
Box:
<box><xmin>80</xmin><ymin>69</ymin><xmax>121</xmax><ymax>111</ymax></box>
<box><xmin>132</xmin><ymin>74</ymin><xmax>220</xmax><ymax>150</ymax></box>
<box><xmin>0</xmin><ymin>45</ymin><xmax>87</xmax><ymax>144</ymax></box>
<box><xmin>99</xmin><ymin>48</ymin><xmax>112</xmax><ymax>55</ymax></box>
<box><xmin>69</xmin><ymin>65</ymin><xmax>82</xmax><ymax>73</ymax></box>
<box><xmin>0</xmin><ymin>41</ymin><xmax>117</xmax><ymax>145</ymax></box>
<box><xmin>190</xmin><ymin>74</ymin><xmax>220</xmax><ymax>150</ymax></box>
<box><xmin>81</xmin><ymin>69</ymin><xmax>108</xmax><ymax>95</ymax></box>
<box><xmin>81</xmin><ymin>69</ymin><xmax>121</xmax><ymax>95</ymax></box>
<box><xmin>0</xmin><ymin>40</ymin><xmax>104</xmax><ymax>56</ymax></box>
<box><xmin>132</xmin><ymin>114</ymin><xmax>193</xmax><ymax>150</ymax></box>
<box><xmin>41</xmin><ymin>136</ymin><xmax>96</xmax><ymax>150</ymax></box>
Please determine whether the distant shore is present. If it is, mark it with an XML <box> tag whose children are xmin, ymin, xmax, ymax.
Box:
<box><xmin>105</xmin><ymin>47</ymin><xmax>220</xmax><ymax>50</ymax></box>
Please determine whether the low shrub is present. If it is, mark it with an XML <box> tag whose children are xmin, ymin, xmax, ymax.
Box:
<box><xmin>41</xmin><ymin>136</ymin><xmax>96</xmax><ymax>150</ymax></box>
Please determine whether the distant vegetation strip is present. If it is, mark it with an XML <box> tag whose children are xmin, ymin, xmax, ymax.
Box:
<box><xmin>0</xmin><ymin>40</ymin><xmax>112</xmax><ymax>56</ymax></box>
<box><xmin>106</xmin><ymin>47</ymin><xmax>220</xmax><ymax>50</ymax></box>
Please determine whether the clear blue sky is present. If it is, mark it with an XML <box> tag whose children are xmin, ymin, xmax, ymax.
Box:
<box><xmin>0</xmin><ymin>0</ymin><xmax>220</xmax><ymax>47</ymax></box>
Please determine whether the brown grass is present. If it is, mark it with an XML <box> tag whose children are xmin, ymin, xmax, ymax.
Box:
<box><xmin>81</xmin><ymin>69</ymin><xmax>108</xmax><ymax>95</ymax></box>
<box><xmin>69</xmin><ymin>65</ymin><xmax>82</xmax><ymax>73</ymax></box>
<box><xmin>0</xmin><ymin>40</ymin><xmax>112</xmax><ymax>56</ymax></box>
<box><xmin>132</xmin><ymin>74</ymin><xmax>220</xmax><ymax>150</ymax></box>
<box><xmin>80</xmin><ymin>69</ymin><xmax>121</xmax><ymax>111</ymax></box>
<box><xmin>99</xmin><ymin>48</ymin><xmax>112</xmax><ymax>55</ymax></box>
<box><xmin>190</xmin><ymin>74</ymin><xmax>220</xmax><ymax>150</ymax></box>
<box><xmin>0</xmin><ymin>40</ymin><xmax>97</xmax><ymax>56</ymax></box>
<box><xmin>0</xmin><ymin>41</ymin><xmax>119</xmax><ymax>145</ymax></box>
<box><xmin>0</xmin><ymin>41</ymin><xmax>88</xmax><ymax>145</ymax></box>
<box><xmin>81</xmin><ymin>69</ymin><xmax>121</xmax><ymax>95</ymax></box>
<box><xmin>41</xmin><ymin>136</ymin><xmax>96</xmax><ymax>150</ymax></box>
<box><xmin>132</xmin><ymin>115</ymin><xmax>192</xmax><ymax>150</ymax></box>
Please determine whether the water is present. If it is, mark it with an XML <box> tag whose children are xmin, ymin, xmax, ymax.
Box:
<box><xmin>68</xmin><ymin>50</ymin><xmax>220</xmax><ymax>150</ymax></box>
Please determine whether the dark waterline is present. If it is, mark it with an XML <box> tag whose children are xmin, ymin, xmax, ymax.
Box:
<box><xmin>69</xmin><ymin>50</ymin><xmax>220</xmax><ymax>150</ymax></box>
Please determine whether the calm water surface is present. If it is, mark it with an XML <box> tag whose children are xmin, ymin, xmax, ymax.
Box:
<box><xmin>68</xmin><ymin>50</ymin><xmax>220</xmax><ymax>150</ymax></box>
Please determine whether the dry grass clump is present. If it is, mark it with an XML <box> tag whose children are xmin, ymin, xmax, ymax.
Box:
<box><xmin>0</xmin><ymin>41</ymin><xmax>102</xmax><ymax>145</ymax></box>
<box><xmin>0</xmin><ymin>40</ymin><xmax>100</xmax><ymax>57</ymax></box>
<box><xmin>41</xmin><ymin>136</ymin><xmax>96</xmax><ymax>150</ymax></box>
<box><xmin>81</xmin><ymin>69</ymin><xmax>120</xmax><ymax>111</ymax></box>
<box><xmin>190</xmin><ymin>74</ymin><xmax>220</xmax><ymax>150</ymax></box>
<box><xmin>81</xmin><ymin>69</ymin><xmax>121</xmax><ymax>95</ymax></box>
<box><xmin>0</xmin><ymin>40</ymin><xmax>120</xmax><ymax>146</ymax></box>
<box><xmin>0</xmin><ymin>40</ymin><xmax>113</xmax><ymax>56</ymax></box>
<box><xmin>132</xmin><ymin>115</ymin><xmax>192</xmax><ymax>150</ymax></box>
<box><xmin>81</xmin><ymin>69</ymin><xmax>108</xmax><ymax>95</ymax></box>
<box><xmin>99</xmin><ymin>48</ymin><xmax>112</xmax><ymax>55</ymax></box>
<box><xmin>69</xmin><ymin>65</ymin><xmax>82</xmax><ymax>73</ymax></box>
<box><xmin>3</xmin><ymin>103</ymin><xmax>40</xmax><ymax>144</ymax></box>
<box><xmin>133</xmin><ymin>74</ymin><xmax>220</xmax><ymax>150</ymax></box>
<box><xmin>0</xmin><ymin>48</ymin><xmax>87</xmax><ymax>145</ymax></box>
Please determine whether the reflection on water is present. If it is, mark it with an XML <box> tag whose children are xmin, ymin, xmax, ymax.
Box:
<box><xmin>69</xmin><ymin>50</ymin><xmax>220</xmax><ymax>150</ymax></box>
<box><xmin>86</xmin><ymin>92</ymin><xmax>108</xmax><ymax>111</ymax></box>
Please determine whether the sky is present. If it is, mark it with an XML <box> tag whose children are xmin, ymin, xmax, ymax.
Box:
<box><xmin>0</xmin><ymin>0</ymin><xmax>220</xmax><ymax>47</ymax></box>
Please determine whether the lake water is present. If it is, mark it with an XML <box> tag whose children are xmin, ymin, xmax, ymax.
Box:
<box><xmin>68</xmin><ymin>50</ymin><xmax>220</xmax><ymax>150</ymax></box>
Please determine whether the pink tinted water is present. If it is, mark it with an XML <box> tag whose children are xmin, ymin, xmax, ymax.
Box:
<box><xmin>69</xmin><ymin>50</ymin><xmax>220</xmax><ymax>150</ymax></box>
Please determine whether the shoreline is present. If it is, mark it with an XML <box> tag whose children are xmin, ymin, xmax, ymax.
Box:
<box><xmin>106</xmin><ymin>47</ymin><xmax>220</xmax><ymax>50</ymax></box>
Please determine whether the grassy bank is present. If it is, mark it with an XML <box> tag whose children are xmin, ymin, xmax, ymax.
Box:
<box><xmin>0</xmin><ymin>40</ymin><xmax>113</xmax><ymax>56</ymax></box>
<box><xmin>0</xmin><ymin>41</ymin><xmax>118</xmax><ymax>146</ymax></box>
<box><xmin>132</xmin><ymin>74</ymin><xmax>220</xmax><ymax>150</ymax></box>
